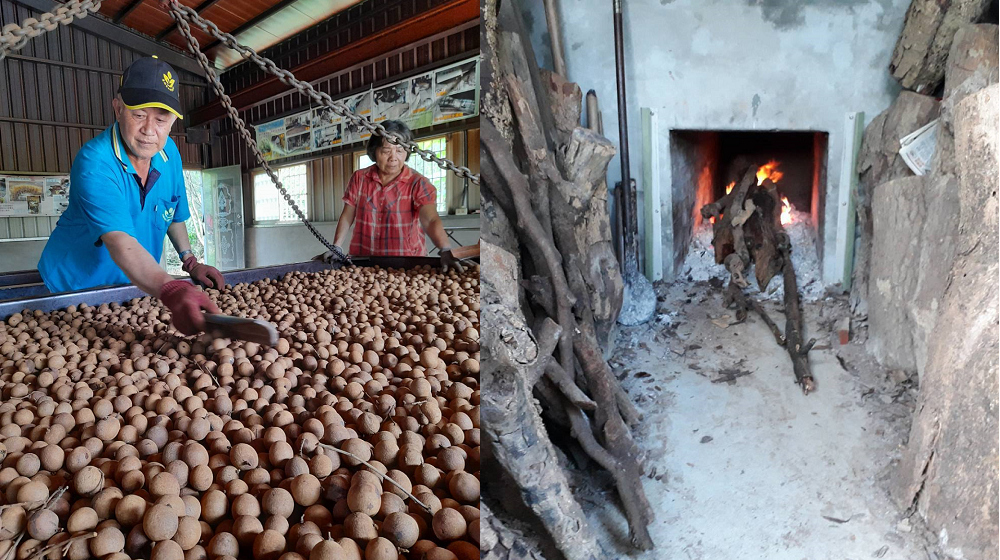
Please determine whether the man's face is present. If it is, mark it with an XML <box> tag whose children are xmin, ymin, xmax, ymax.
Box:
<box><xmin>375</xmin><ymin>142</ymin><xmax>407</xmax><ymax>176</ymax></box>
<box><xmin>113</xmin><ymin>97</ymin><xmax>176</xmax><ymax>161</ymax></box>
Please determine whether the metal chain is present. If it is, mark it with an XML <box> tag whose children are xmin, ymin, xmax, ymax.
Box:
<box><xmin>0</xmin><ymin>0</ymin><xmax>102</xmax><ymax>60</ymax></box>
<box><xmin>169</xmin><ymin>1</ymin><xmax>480</xmax><ymax>185</ymax></box>
<box><xmin>170</xmin><ymin>3</ymin><xmax>352</xmax><ymax>265</ymax></box>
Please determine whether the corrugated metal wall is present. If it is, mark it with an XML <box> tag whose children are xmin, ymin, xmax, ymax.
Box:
<box><xmin>308</xmin><ymin>153</ymin><xmax>355</xmax><ymax>223</ymax></box>
<box><xmin>0</xmin><ymin>0</ymin><xmax>209</xmax><ymax>241</ymax></box>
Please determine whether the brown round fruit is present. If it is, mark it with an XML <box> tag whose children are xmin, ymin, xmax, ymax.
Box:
<box><xmin>364</xmin><ymin>537</ymin><xmax>396</xmax><ymax>560</ymax></box>
<box><xmin>143</xmin><ymin>503</ymin><xmax>179</xmax><ymax>541</ymax></box>
<box><xmin>151</xmin><ymin>539</ymin><xmax>184</xmax><ymax>560</ymax></box>
<box><xmin>380</xmin><ymin>512</ymin><xmax>419</xmax><ymax>548</ymax></box>
<box><xmin>432</xmin><ymin>508</ymin><xmax>467</xmax><ymax>541</ymax></box>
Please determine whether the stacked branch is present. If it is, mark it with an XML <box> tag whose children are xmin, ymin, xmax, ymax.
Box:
<box><xmin>703</xmin><ymin>164</ymin><xmax>817</xmax><ymax>394</ymax></box>
<box><xmin>480</xmin><ymin>1</ymin><xmax>653</xmax><ymax>558</ymax></box>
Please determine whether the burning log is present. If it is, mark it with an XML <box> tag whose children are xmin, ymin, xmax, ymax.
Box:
<box><xmin>709</xmin><ymin>162</ymin><xmax>818</xmax><ymax>394</ymax></box>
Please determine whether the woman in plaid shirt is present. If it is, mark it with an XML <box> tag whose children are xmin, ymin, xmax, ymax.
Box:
<box><xmin>318</xmin><ymin>120</ymin><xmax>463</xmax><ymax>271</ymax></box>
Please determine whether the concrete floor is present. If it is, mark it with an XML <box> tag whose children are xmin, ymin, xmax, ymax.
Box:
<box><xmin>581</xmin><ymin>279</ymin><xmax>939</xmax><ymax>560</ymax></box>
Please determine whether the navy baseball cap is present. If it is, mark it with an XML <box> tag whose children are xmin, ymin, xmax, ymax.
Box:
<box><xmin>118</xmin><ymin>56</ymin><xmax>183</xmax><ymax>120</ymax></box>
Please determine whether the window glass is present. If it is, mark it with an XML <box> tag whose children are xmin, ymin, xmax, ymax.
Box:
<box><xmin>163</xmin><ymin>169</ymin><xmax>207</xmax><ymax>275</ymax></box>
<box><xmin>254</xmin><ymin>164</ymin><xmax>308</xmax><ymax>223</ymax></box>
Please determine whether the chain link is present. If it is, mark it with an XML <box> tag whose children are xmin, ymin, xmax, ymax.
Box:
<box><xmin>0</xmin><ymin>0</ymin><xmax>102</xmax><ymax>60</ymax></box>
<box><xmin>169</xmin><ymin>1</ymin><xmax>479</xmax><ymax>186</ymax></box>
<box><xmin>170</xmin><ymin>3</ymin><xmax>352</xmax><ymax>265</ymax></box>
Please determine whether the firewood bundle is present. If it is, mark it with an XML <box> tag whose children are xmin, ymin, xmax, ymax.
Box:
<box><xmin>701</xmin><ymin>163</ymin><xmax>818</xmax><ymax>394</ymax></box>
<box><xmin>479</xmin><ymin>1</ymin><xmax>654</xmax><ymax>558</ymax></box>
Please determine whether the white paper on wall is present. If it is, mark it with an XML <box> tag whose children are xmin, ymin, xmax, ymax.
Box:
<box><xmin>898</xmin><ymin>119</ymin><xmax>939</xmax><ymax>176</ymax></box>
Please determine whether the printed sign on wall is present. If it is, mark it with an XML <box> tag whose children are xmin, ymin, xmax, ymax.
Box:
<box><xmin>0</xmin><ymin>174</ymin><xmax>71</xmax><ymax>217</ymax></box>
<box><xmin>254</xmin><ymin>57</ymin><xmax>479</xmax><ymax>162</ymax></box>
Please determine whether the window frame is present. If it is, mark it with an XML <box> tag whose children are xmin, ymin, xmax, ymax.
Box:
<box><xmin>252</xmin><ymin>163</ymin><xmax>310</xmax><ymax>226</ymax></box>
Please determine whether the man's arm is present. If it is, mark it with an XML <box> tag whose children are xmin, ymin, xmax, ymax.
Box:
<box><xmin>102</xmin><ymin>231</ymin><xmax>174</xmax><ymax>296</ymax></box>
<box><xmin>103</xmin><ymin>230</ymin><xmax>221</xmax><ymax>334</ymax></box>
<box><xmin>418</xmin><ymin>204</ymin><xmax>451</xmax><ymax>250</ymax></box>
<box><xmin>167</xmin><ymin>222</ymin><xmax>192</xmax><ymax>257</ymax></box>
<box><xmin>333</xmin><ymin>204</ymin><xmax>357</xmax><ymax>248</ymax></box>
<box><xmin>167</xmin><ymin>221</ymin><xmax>224</xmax><ymax>289</ymax></box>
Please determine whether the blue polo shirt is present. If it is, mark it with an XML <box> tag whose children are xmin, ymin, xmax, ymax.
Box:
<box><xmin>38</xmin><ymin>123</ymin><xmax>190</xmax><ymax>292</ymax></box>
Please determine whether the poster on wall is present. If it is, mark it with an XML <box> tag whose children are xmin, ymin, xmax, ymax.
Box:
<box><xmin>433</xmin><ymin>60</ymin><xmax>478</xmax><ymax>124</ymax></box>
<box><xmin>47</xmin><ymin>177</ymin><xmax>69</xmax><ymax>214</ymax></box>
<box><xmin>342</xmin><ymin>90</ymin><xmax>373</xmax><ymax>144</ymax></box>
<box><xmin>252</xmin><ymin>56</ymin><xmax>479</xmax><ymax>159</ymax></box>
<box><xmin>312</xmin><ymin>106</ymin><xmax>341</xmax><ymax>128</ymax></box>
<box><xmin>313</xmin><ymin>124</ymin><xmax>343</xmax><ymax>150</ymax></box>
<box><xmin>284</xmin><ymin>130</ymin><xmax>313</xmax><ymax>156</ymax></box>
<box><xmin>373</xmin><ymin>82</ymin><xmax>408</xmax><ymax>123</ymax></box>
<box><xmin>255</xmin><ymin>120</ymin><xmax>286</xmax><ymax>161</ymax></box>
<box><xmin>405</xmin><ymin>72</ymin><xmax>436</xmax><ymax>130</ymax></box>
<box><xmin>408</xmin><ymin>72</ymin><xmax>435</xmax><ymax>118</ymax></box>
<box><xmin>284</xmin><ymin>113</ymin><xmax>311</xmax><ymax>136</ymax></box>
<box><xmin>0</xmin><ymin>174</ymin><xmax>71</xmax><ymax>217</ymax></box>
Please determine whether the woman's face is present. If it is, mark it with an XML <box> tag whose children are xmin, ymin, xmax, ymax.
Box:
<box><xmin>375</xmin><ymin>142</ymin><xmax>407</xmax><ymax>176</ymax></box>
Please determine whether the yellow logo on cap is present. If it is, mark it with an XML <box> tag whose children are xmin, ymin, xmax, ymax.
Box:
<box><xmin>162</xmin><ymin>71</ymin><xmax>175</xmax><ymax>92</ymax></box>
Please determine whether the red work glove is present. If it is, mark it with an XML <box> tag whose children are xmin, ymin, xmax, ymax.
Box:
<box><xmin>160</xmin><ymin>280</ymin><xmax>221</xmax><ymax>335</ymax></box>
<box><xmin>183</xmin><ymin>255</ymin><xmax>225</xmax><ymax>290</ymax></box>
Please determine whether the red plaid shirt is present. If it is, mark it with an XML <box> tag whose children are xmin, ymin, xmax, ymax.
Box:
<box><xmin>343</xmin><ymin>164</ymin><xmax>437</xmax><ymax>256</ymax></box>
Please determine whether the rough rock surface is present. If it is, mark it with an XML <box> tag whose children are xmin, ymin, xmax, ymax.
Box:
<box><xmin>893</xmin><ymin>84</ymin><xmax>999</xmax><ymax>560</ymax></box>
<box><xmin>867</xmin><ymin>171</ymin><xmax>961</xmax><ymax>373</ymax></box>
<box><xmin>851</xmin><ymin>92</ymin><xmax>940</xmax><ymax>316</ymax></box>
<box><xmin>867</xmin><ymin>176</ymin><xmax>926</xmax><ymax>371</ymax></box>
<box><xmin>889</xmin><ymin>0</ymin><xmax>994</xmax><ymax>93</ymax></box>
<box><xmin>932</xmin><ymin>23</ymin><xmax>1000</xmax><ymax>178</ymax></box>
<box><xmin>942</xmin><ymin>24</ymin><xmax>999</xmax><ymax>101</ymax></box>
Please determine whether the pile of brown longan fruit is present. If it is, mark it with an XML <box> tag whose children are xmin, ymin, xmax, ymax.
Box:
<box><xmin>0</xmin><ymin>264</ymin><xmax>480</xmax><ymax>560</ymax></box>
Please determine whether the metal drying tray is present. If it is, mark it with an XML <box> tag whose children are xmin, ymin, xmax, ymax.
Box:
<box><xmin>0</xmin><ymin>256</ymin><xmax>452</xmax><ymax>320</ymax></box>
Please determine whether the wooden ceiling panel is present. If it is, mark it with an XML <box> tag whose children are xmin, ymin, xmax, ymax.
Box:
<box><xmin>98</xmin><ymin>0</ymin><xmax>131</xmax><ymax>16</ymax></box>
<box><xmin>211</xmin><ymin>2</ymin><xmax>261</xmax><ymax>21</ymax></box>
<box><xmin>120</xmin><ymin>3</ymin><xmax>174</xmax><ymax>33</ymax></box>
<box><xmin>96</xmin><ymin>0</ymin><xmax>368</xmax><ymax>69</ymax></box>
<box><xmin>199</xmin><ymin>4</ymin><xmax>246</xmax><ymax>32</ymax></box>
<box><xmin>164</xmin><ymin>25</ymin><xmax>215</xmax><ymax>51</ymax></box>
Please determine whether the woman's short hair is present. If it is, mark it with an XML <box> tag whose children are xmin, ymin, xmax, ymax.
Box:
<box><xmin>366</xmin><ymin>120</ymin><xmax>413</xmax><ymax>162</ymax></box>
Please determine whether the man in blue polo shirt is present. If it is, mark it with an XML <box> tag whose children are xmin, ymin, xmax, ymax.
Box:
<box><xmin>39</xmin><ymin>57</ymin><xmax>224</xmax><ymax>335</ymax></box>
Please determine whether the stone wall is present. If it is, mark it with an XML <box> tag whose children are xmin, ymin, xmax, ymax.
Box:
<box><xmin>893</xmin><ymin>82</ymin><xmax>998</xmax><ymax>560</ymax></box>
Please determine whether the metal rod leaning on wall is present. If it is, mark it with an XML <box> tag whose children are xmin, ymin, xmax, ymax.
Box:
<box><xmin>613</xmin><ymin>0</ymin><xmax>635</xmax><ymax>264</ymax></box>
<box><xmin>543</xmin><ymin>0</ymin><xmax>568</xmax><ymax>77</ymax></box>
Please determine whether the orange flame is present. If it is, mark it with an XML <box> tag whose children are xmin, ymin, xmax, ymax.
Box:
<box><xmin>725</xmin><ymin>181</ymin><xmax>735</xmax><ymax>195</ymax></box>
<box><xmin>756</xmin><ymin>161</ymin><xmax>784</xmax><ymax>185</ymax></box>
<box><xmin>780</xmin><ymin>196</ymin><xmax>792</xmax><ymax>225</ymax></box>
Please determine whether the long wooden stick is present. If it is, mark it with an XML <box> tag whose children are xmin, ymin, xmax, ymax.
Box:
<box><xmin>316</xmin><ymin>443</ymin><xmax>431</xmax><ymax>513</ymax></box>
<box><xmin>779</xmin><ymin>244</ymin><xmax>817</xmax><ymax>394</ymax></box>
